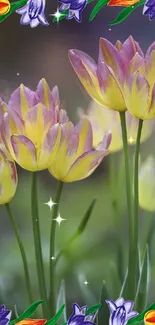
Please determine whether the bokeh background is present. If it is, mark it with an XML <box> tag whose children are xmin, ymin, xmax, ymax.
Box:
<box><xmin>0</xmin><ymin>4</ymin><xmax>155</xmax><ymax>320</ymax></box>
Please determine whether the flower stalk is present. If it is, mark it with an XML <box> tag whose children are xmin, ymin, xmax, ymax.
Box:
<box><xmin>49</xmin><ymin>181</ymin><xmax>64</xmax><ymax>317</ymax></box>
<box><xmin>5</xmin><ymin>203</ymin><xmax>33</xmax><ymax>305</ymax></box>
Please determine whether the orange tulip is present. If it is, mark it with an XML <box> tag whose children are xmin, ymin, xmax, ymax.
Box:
<box><xmin>144</xmin><ymin>311</ymin><xmax>155</xmax><ymax>325</ymax></box>
<box><xmin>107</xmin><ymin>0</ymin><xmax>139</xmax><ymax>5</ymax></box>
<box><xmin>0</xmin><ymin>0</ymin><xmax>10</xmax><ymax>15</ymax></box>
<box><xmin>16</xmin><ymin>320</ymin><xmax>47</xmax><ymax>325</ymax></box>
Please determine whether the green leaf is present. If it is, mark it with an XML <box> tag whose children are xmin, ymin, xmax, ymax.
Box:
<box><xmin>56</xmin><ymin>280</ymin><xmax>67</xmax><ymax>324</ymax></box>
<box><xmin>126</xmin><ymin>302</ymin><xmax>155</xmax><ymax>325</ymax></box>
<box><xmin>119</xmin><ymin>268</ymin><xmax>128</xmax><ymax>297</ymax></box>
<box><xmin>0</xmin><ymin>0</ymin><xmax>27</xmax><ymax>23</ymax></box>
<box><xmin>115</xmin><ymin>237</ymin><xmax>124</xmax><ymax>284</ymax></box>
<box><xmin>109</xmin><ymin>0</ymin><xmax>145</xmax><ymax>25</ymax></box>
<box><xmin>86</xmin><ymin>304</ymin><xmax>102</xmax><ymax>316</ymax></box>
<box><xmin>89</xmin><ymin>0</ymin><xmax>109</xmax><ymax>21</ymax></box>
<box><xmin>97</xmin><ymin>281</ymin><xmax>110</xmax><ymax>325</ymax></box>
<box><xmin>45</xmin><ymin>305</ymin><xmax>65</xmax><ymax>325</ymax></box>
<box><xmin>135</xmin><ymin>245</ymin><xmax>150</xmax><ymax>313</ymax></box>
<box><xmin>9</xmin><ymin>300</ymin><xmax>45</xmax><ymax>325</ymax></box>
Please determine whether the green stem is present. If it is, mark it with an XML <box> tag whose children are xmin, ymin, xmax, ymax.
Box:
<box><xmin>119</xmin><ymin>111</ymin><xmax>134</xmax><ymax>299</ymax></box>
<box><xmin>49</xmin><ymin>181</ymin><xmax>64</xmax><ymax>318</ymax></box>
<box><xmin>5</xmin><ymin>203</ymin><xmax>33</xmax><ymax>305</ymax></box>
<box><xmin>133</xmin><ymin>119</ymin><xmax>143</xmax><ymax>294</ymax></box>
<box><xmin>31</xmin><ymin>172</ymin><xmax>49</xmax><ymax>318</ymax></box>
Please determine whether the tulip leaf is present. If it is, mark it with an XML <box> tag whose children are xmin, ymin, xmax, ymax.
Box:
<box><xmin>9</xmin><ymin>300</ymin><xmax>45</xmax><ymax>325</ymax></box>
<box><xmin>135</xmin><ymin>245</ymin><xmax>150</xmax><ymax>313</ymax></box>
<box><xmin>109</xmin><ymin>0</ymin><xmax>145</xmax><ymax>25</ymax></box>
<box><xmin>115</xmin><ymin>237</ymin><xmax>124</xmax><ymax>284</ymax></box>
<box><xmin>0</xmin><ymin>0</ymin><xmax>27</xmax><ymax>23</ymax></box>
<box><xmin>45</xmin><ymin>305</ymin><xmax>65</xmax><ymax>325</ymax></box>
<box><xmin>86</xmin><ymin>304</ymin><xmax>102</xmax><ymax>316</ymax></box>
<box><xmin>126</xmin><ymin>302</ymin><xmax>155</xmax><ymax>325</ymax></box>
<box><xmin>55</xmin><ymin>198</ymin><xmax>97</xmax><ymax>265</ymax></box>
<box><xmin>56</xmin><ymin>280</ymin><xmax>67</xmax><ymax>324</ymax></box>
<box><xmin>89</xmin><ymin>0</ymin><xmax>109</xmax><ymax>21</ymax></box>
<box><xmin>97</xmin><ymin>281</ymin><xmax>110</xmax><ymax>325</ymax></box>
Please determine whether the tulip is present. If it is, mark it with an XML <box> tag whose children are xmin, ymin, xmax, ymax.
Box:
<box><xmin>0</xmin><ymin>79</ymin><xmax>69</xmax><ymax>172</ymax></box>
<box><xmin>139</xmin><ymin>156</ymin><xmax>155</xmax><ymax>211</ymax></box>
<box><xmin>144</xmin><ymin>311</ymin><xmax>155</xmax><ymax>325</ymax></box>
<box><xmin>143</xmin><ymin>0</ymin><xmax>155</xmax><ymax>20</ymax></box>
<box><xmin>16</xmin><ymin>320</ymin><xmax>47</xmax><ymax>325</ymax></box>
<box><xmin>68</xmin><ymin>36</ymin><xmax>144</xmax><ymax>112</ymax></box>
<box><xmin>0</xmin><ymin>143</ymin><xmax>17</xmax><ymax>204</ymax></box>
<box><xmin>124</xmin><ymin>42</ymin><xmax>155</xmax><ymax>119</ymax></box>
<box><xmin>48</xmin><ymin>118</ymin><xmax>111</xmax><ymax>182</ymax></box>
<box><xmin>107</xmin><ymin>0</ymin><xmax>139</xmax><ymax>5</ymax></box>
<box><xmin>16</xmin><ymin>0</ymin><xmax>49</xmax><ymax>28</ymax></box>
<box><xmin>79</xmin><ymin>100</ymin><xmax>154</xmax><ymax>152</ymax></box>
<box><xmin>59</xmin><ymin>0</ymin><xmax>87</xmax><ymax>22</ymax></box>
<box><xmin>0</xmin><ymin>0</ymin><xmax>10</xmax><ymax>15</ymax></box>
<box><xmin>106</xmin><ymin>298</ymin><xmax>138</xmax><ymax>325</ymax></box>
<box><xmin>0</xmin><ymin>305</ymin><xmax>12</xmax><ymax>325</ymax></box>
<box><xmin>68</xmin><ymin>303</ymin><xmax>95</xmax><ymax>325</ymax></box>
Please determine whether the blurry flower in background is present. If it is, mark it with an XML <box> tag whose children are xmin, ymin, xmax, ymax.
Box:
<box><xmin>48</xmin><ymin>118</ymin><xmax>111</xmax><ymax>182</ymax></box>
<box><xmin>0</xmin><ymin>143</ymin><xmax>18</xmax><ymax>204</ymax></box>
<box><xmin>124</xmin><ymin>43</ymin><xmax>155</xmax><ymax>120</ymax></box>
<box><xmin>16</xmin><ymin>0</ymin><xmax>49</xmax><ymax>28</ymax></box>
<box><xmin>0</xmin><ymin>305</ymin><xmax>12</xmax><ymax>325</ymax></box>
<box><xmin>78</xmin><ymin>100</ymin><xmax>155</xmax><ymax>152</ymax></box>
<box><xmin>59</xmin><ymin>0</ymin><xmax>87</xmax><ymax>22</ymax></box>
<box><xmin>139</xmin><ymin>156</ymin><xmax>155</xmax><ymax>211</ymax></box>
<box><xmin>0</xmin><ymin>0</ymin><xmax>10</xmax><ymax>15</ymax></box>
<box><xmin>144</xmin><ymin>310</ymin><xmax>155</xmax><ymax>325</ymax></box>
<box><xmin>0</xmin><ymin>78</ymin><xmax>69</xmax><ymax>171</ymax></box>
<box><xmin>143</xmin><ymin>0</ymin><xmax>155</xmax><ymax>20</ymax></box>
<box><xmin>106</xmin><ymin>298</ymin><xmax>138</xmax><ymax>325</ymax></box>
<box><xmin>69</xmin><ymin>36</ymin><xmax>144</xmax><ymax>111</ymax></box>
<box><xmin>68</xmin><ymin>303</ymin><xmax>95</xmax><ymax>325</ymax></box>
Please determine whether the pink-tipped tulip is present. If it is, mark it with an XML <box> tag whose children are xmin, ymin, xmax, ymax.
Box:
<box><xmin>69</xmin><ymin>36</ymin><xmax>144</xmax><ymax>112</ymax></box>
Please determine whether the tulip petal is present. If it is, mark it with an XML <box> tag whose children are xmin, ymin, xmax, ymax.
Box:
<box><xmin>99</xmin><ymin>38</ymin><xmax>127</xmax><ymax>85</ymax></box>
<box><xmin>69</xmin><ymin>49</ymin><xmax>103</xmax><ymax>104</ymax></box>
<box><xmin>115</xmin><ymin>40</ymin><xmax>123</xmax><ymax>51</ymax></box>
<box><xmin>115</xmin><ymin>297</ymin><xmax>124</xmax><ymax>307</ymax></box>
<box><xmin>74</xmin><ymin>118</ymin><xmax>92</xmax><ymax>157</ymax></box>
<box><xmin>64</xmin><ymin>147</ymin><xmax>108</xmax><ymax>182</ymax></box>
<box><xmin>8</xmin><ymin>84</ymin><xmax>36</xmax><ymax>121</ymax></box>
<box><xmin>144</xmin><ymin>50</ymin><xmax>155</xmax><ymax>88</ymax></box>
<box><xmin>123</xmin><ymin>301</ymin><xmax>134</xmax><ymax>313</ymax></box>
<box><xmin>105</xmin><ymin>300</ymin><xmax>117</xmax><ymax>313</ymax></box>
<box><xmin>11</xmin><ymin>135</ymin><xmax>37</xmax><ymax>171</ymax></box>
<box><xmin>24</xmin><ymin>103</ymin><xmax>54</xmax><ymax>150</ymax></box>
<box><xmin>1</xmin><ymin>113</ymin><xmax>20</xmax><ymax>159</ymax></box>
<box><xmin>107</xmin><ymin>0</ymin><xmax>138</xmax><ymax>5</ymax></box>
<box><xmin>128</xmin><ymin>53</ymin><xmax>144</xmax><ymax>75</ymax></box>
<box><xmin>145</xmin><ymin>41</ymin><xmax>155</xmax><ymax>57</ymax></box>
<box><xmin>35</xmin><ymin>79</ymin><xmax>59</xmax><ymax>113</ymax></box>
<box><xmin>119</xmin><ymin>36</ymin><xmax>144</xmax><ymax>62</ymax></box>
<box><xmin>126</xmin><ymin>311</ymin><xmax>139</xmax><ymax>321</ymax></box>
<box><xmin>144</xmin><ymin>311</ymin><xmax>155</xmax><ymax>324</ymax></box>
<box><xmin>39</xmin><ymin>123</ymin><xmax>61</xmax><ymax>167</ymax></box>
<box><xmin>97</xmin><ymin>61</ymin><xmax>126</xmax><ymax>111</ymax></box>
<box><xmin>0</xmin><ymin>155</ymin><xmax>17</xmax><ymax>204</ymax></box>
<box><xmin>124</xmin><ymin>72</ymin><xmax>151</xmax><ymax>119</ymax></box>
<box><xmin>16</xmin><ymin>320</ymin><xmax>47</xmax><ymax>325</ymax></box>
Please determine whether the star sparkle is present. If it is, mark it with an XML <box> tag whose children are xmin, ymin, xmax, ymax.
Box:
<box><xmin>83</xmin><ymin>280</ymin><xmax>89</xmax><ymax>285</ymax></box>
<box><xmin>49</xmin><ymin>8</ymin><xmax>64</xmax><ymax>22</ymax></box>
<box><xmin>44</xmin><ymin>197</ymin><xmax>57</xmax><ymax>210</ymax></box>
<box><xmin>53</xmin><ymin>213</ymin><xmax>66</xmax><ymax>226</ymax></box>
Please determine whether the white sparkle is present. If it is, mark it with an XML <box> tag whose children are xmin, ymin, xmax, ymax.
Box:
<box><xmin>44</xmin><ymin>197</ymin><xmax>57</xmax><ymax>210</ymax></box>
<box><xmin>128</xmin><ymin>137</ymin><xmax>134</xmax><ymax>144</ymax></box>
<box><xmin>53</xmin><ymin>213</ymin><xmax>66</xmax><ymax>226</ymax></box>
<box><xmin>109</xmin><ymin>28</ymin><xmax>112</xmax><ymax>31</ymax></box>
<box><xmin>17</xmin><ymin>72</ymin><xmax>20</xmax><ymax>76</ymax></box>
<box><xmin>83</xmin><ymin>280</ymin><xmax>89</xmax><ymax>285</ymax></box>
<box><xmin>49</xmin><ymin>8</ymin><xmax>63</xmax><ymax>22</ymax></box>
<box><xmin>51</xmin><ymin>256</ymin><xmax>55</xmax><ymax>260</ymax></box>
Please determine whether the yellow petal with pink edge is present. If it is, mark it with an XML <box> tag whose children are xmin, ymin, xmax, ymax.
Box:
<box><xmin>124</xmin><ymin>73</ymin><xmax>151</xmax><ymax>120</ymax></box>
<box><xmin>74</xmin><ymin>118</ymin><xmax>92</xmax><ymax>158</ymax></box>
<box><xmin>11</xmin><ymin>135</ymin><xmax>37</xmax><ymax>171</ymax></box>
<box><xmin>0</xmin><ymin>149</ymin><xmax>17</xmax><ymax>204</ymax></box>
<box><xmin>144</xmin><ymin>50</ymin><xmax>155</xmax><ymax>88</ymax></box>
<box><xmin>69</xmin><ymin>50</ymin><xmax>103</xmax><ymax>104</ymax></box>
<box><xmin>63</xmin><ymin>150</ymin><xmax>108</xmax><ymax>182</ymax></box>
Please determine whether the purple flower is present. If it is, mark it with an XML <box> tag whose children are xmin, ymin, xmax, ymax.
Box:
<box><xmin>143</xmin><ymin>0</ymin><xmax>155</xmax><ymax>20</ymax></box>
<box><xmin>68</xmin><ymin>303</ymin><xmax>95</xmax><ymax>325</ymax></box>
<box><xmin>0</xmin><ymin>305</ymin><xmax>12</xmax><ymax>325</ymax></box>
<box><xmin>16</xmin><ymin>0</ymin><xmax>49</xmax><ymax>28</ymax></box>
<box><xmin>59</xmin><ymin>0</ymin><xmax>87</xmax><ymax>22</ymax></box>
<box><xmin>106</xmin><ymin>298</ymin><xmax>138</xmax><ymax>325</ymax></box>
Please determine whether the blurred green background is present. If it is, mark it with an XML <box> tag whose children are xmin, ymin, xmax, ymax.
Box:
<box><xmin>0</xmin><ymin>5</ymin><xmax>155</xmax><ymax>320</ymax></box>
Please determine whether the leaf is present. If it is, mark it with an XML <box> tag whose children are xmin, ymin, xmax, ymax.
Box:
<box><xmin>45</xmin><ymin>305</ymin><xmax>65</xmax><ymax>325</ymax></box>
<box><xmin>109</xmin><ymin>0</ymin><xmax>145</xmax><ymax>25</ymax></box>
<box><xmin>0</xmin><ymin>0</ymin><xmax>27</xmax><ymax>23</ymax></box>
<box><xmin>97</xmin><ymin>281</ymin><xmax>110</xmax><ymax>325</ymax></box>
<box><xmin>9</xmin><ymin>301</ymin><xmax>45</xmax><ymax>325</ymax></box>
<box><xmin>86</xmin><ymin>304</ymin><xmax>102</xmax><ymax>316</ymax></box>
<box><xmin>135</xmin><ymin>245</ymin><xmax>150</xmax><ymax>313</ymax></box>
<box><xmin>89</xmin><ymin>0</ymin><xmax>109</xmax><ymax>21</ymax></box>
<box><xmin>56</xmin><ymin>280</ymin><xmax>67</xmax><ymax>325</ymax></box>
<box><xmin>126</xmin><ymin>302</ymin><xmax>155</xmax><ymax>325</ymax></box>
<box><xmin>115</xmin><ymin>237</ymin><xmax>124</xmax><ymax>284</ymax></box>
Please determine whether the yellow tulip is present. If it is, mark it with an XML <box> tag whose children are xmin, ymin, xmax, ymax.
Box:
<box><xmin>48</xmin><ymin>118</ymin><xmax>111</xmax><ymax>182</ymax></box>
<box><xmin>139</xmin><ymin>156</ymin><xmax>155</xmax><ymax>211</ymax></box>
<box><xmin>0</xmin><ymin>143</ymin><xmax>18</xmax><ymax>204</ymax></box>
<box><xmin>0</xmin><ymin>0</ymin><xmax>10</xmax><ymax>15</ymax></box>
<box><xmin>78</xmin><ymin>100</ymin><xmax>154</xmax><ymax>152</ymax></box>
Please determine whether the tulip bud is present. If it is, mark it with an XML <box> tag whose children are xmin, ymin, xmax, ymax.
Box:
<box><xmin>144</xmin><ymin>310</ymin><xmax>155</xmax><ymax>325</ymax></box>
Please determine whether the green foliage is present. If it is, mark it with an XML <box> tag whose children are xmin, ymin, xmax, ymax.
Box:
<box><xmin>109</xmin><ymin>0</ymin><xmax>145</xmax><ymax>25</ymax></box>
<box><xmin>9</xmin><ymin>301</ymin><xmax>45</xmax><ymax>325</ymax></box>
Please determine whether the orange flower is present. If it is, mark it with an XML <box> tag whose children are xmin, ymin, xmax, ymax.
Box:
<box><xmin>107</xmin><ymin>0</ymin><xmax>139</xmax><ymax>6</ymax></box>
<box><xmin>144</xmin><ymin>311</ymin><xmax>155</xmax><ymax>325</ymax></box>
<box><xmin>0</xmin><ymin>0</ymin><xmax>10</xmax><ymax>15</ymax></box>
<box><xmin>16</xmin><ymin>320</ymin><xmax>47</xmax><ymax>325</ymax></box>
